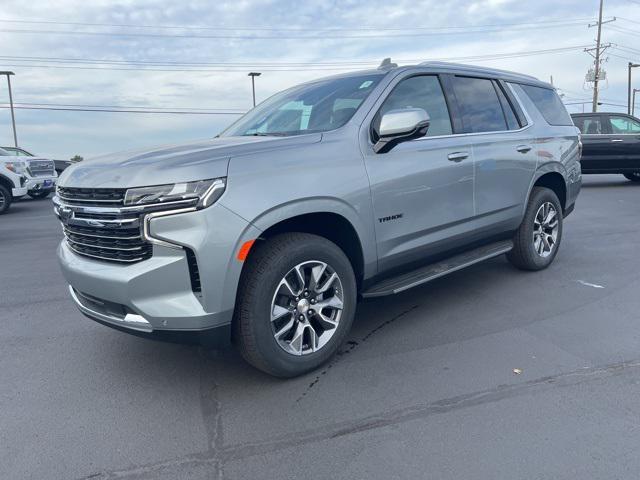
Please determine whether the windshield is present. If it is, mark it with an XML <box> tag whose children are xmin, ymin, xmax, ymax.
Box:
<box><xmin>0</xmin><ymin>148</ymin><xmax>10</xmax><ymax>156</ymax></box>
<box><xmin>221</xmin><ymin>73</ymin><xmax>384</xmax><ymax>137</ymax></box>
<box><xmin>2</xmin><ymin>146</ymin><xmax>33</xmax><ymax>156</ymax></box>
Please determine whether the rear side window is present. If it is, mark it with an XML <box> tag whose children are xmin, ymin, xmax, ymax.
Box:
<box><xmin>573</xmin><ymin>116</ymin><xmax>603</xmax><ymax>135</ymax></box>
<box><xmin>608</xmin><ymin>115</ymin><xmax>640</xmax><ymax>134</ymax></box>
<box><xmin>450</xmin><ymin>76</ymin><xmax>507</xmax><ymax>133</ymax></box>
<box><xmin>519</xmin><ymin>84</ymin><xmax>572</xmax><ymax>126</ymax></box>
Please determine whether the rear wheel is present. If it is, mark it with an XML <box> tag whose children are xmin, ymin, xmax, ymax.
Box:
<box><xmin>623</xmin><ymin>172</ymin><xmax>640</xmax><ymax>182</ymax></box>
<box><xmin>0</xmin><ymin>184</ymin><xmax>11</xmax><ymax>214</ymax></box>
<box><xmin>507</xmin><ymin>187</ymin><xmax>563</xmax><ymax>271</ymax></box>
<box><xmin>234</xmin><ymin>233</ymin><xmax>357</xmax><ymax>377</ymax></box>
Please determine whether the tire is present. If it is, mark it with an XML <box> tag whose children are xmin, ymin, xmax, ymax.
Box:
<box><xmin>0</xmin><ymin>184</ymin><xmax>11</xmax><ymax>214</ymax></box>
<box><xmin>623</xmin><ymin>173</ymin><xmax>640</xmax><ymax>182</ymax></box>
<box><xmin>234</xmin><ymin>233</ymin><xmax>357</xmax><ymax>377</ymax></box>
<box><xmin>28</xmin><ymin>190</ymin><xmax>51</xmax><ymax>200</ymax></box>
<box><xmin>507</xmin><ymin>187</ymin><xmax>563</xmax><ymax>271</ymax></box>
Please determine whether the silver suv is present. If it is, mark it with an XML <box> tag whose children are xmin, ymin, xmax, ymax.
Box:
<box><xmin>55</xmin><ymin>62</ymin><xmax>581</xmax><ymax>377</ymax></box>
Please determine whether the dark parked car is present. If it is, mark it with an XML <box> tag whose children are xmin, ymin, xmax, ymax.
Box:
<box><xmin>571</xmin><ymin>113</ymin><xmax>640</xmax><ymax>182</ymax></box>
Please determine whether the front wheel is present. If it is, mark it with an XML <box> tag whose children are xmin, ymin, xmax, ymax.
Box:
<box><xmin>0</xmin><ymin>184</ymin><xmax>11</xmax><ymax>214</ymax></box>
<box><xmin>624</xmin><ymin>172</ymin><xmax>640</xmax><ymax>182</ymax></box>
<box><xmin>234</xmin><ymin>233</ymin><xmax>357</xmax><ymax>377</ymax></box>
<box><xmin>507</xmin><ymin>187</ymin><xmax>563</xmax><ymax>271</ymax></box>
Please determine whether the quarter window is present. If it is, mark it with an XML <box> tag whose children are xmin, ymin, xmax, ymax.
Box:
<box><xmin>374</xmin><ymin>75</ymin><xmax>452</xmax><ymax>139</ymax></box>
<box><xmin>609</xmin><ymin>115</ymin><xmax>640</xmax><ymax>134</ymax></box>
<box><xmin>450</xmin><ymin>76</ymin><xmax>508</xmax><ymax>133</ymax></box>
<box><xmin>519</xmin><ymin>84</ymin><xmax>573</xmax><ymax>126</ymax></box>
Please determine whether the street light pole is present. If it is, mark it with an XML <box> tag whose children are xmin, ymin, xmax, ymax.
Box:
<box><xmin>1</xmin><ymin>71</ymin><xmax>18</xmax><ymax>148</ymax></box>
<box><xmin>628</xmin><ymin>62</ymin><xmax>640</xmax><ymax>115</ymax></box>
<box><xmin>248</xmin><ymin>72</ymin><xmax>261</xmax><ymax>108</ymax></box>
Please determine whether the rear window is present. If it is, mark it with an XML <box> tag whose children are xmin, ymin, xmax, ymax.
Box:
<box><xmin>450</xmin><ymin>76</ymin><xmax>507</xmax><ymax>133</ymax></box>
<box><xmin>519</xmin><ymin>84</ymin><xmax>573</xmax><ymax>126</ymax></box>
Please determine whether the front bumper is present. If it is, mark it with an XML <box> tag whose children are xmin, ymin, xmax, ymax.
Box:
<box><xmin>12</xmin><ymin>186</ymin><xmax>28</xmax><ymax>198</ymax></box>
<box><xmin>25</xmin><ymin>175</ymin><xmax>56</xmax><ymax>192</ymax></box>
<box><xmin>57</xmin><ymin>203</ymin><xmax>260</xmax><ymax>336</ymax></box>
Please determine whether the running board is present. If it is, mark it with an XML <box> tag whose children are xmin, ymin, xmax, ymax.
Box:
<box><xmin>362</xmin><ymin>240</ymin><xmax>514</xmax><ymax>298</ymax></box>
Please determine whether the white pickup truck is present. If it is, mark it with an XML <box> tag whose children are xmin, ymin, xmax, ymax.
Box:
<box><xmin>0</xmin><ymin>147</ymin><xmax>58</xmax><ymax>213</ymax></box>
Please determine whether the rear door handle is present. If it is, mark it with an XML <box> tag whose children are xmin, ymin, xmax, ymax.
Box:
<box><xmin>447</xmin><ymin>151</ymin><xmax>469</xmax><ymax>162</ymax></box>
<box><xmin>516</xmin><ymin>145</ymin><xmax>532</xmax><ymax>153</ymax></box>
<box><xmin>611</xmin><ymin>139</ymin><xmax>624</xmax><ymax>143</ymax></box>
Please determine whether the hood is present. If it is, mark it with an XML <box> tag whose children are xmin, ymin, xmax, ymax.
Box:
<box><xmin>59</xmin><ymin>134</ymin><xmax>322</xmax><ymax>189</ymax></box>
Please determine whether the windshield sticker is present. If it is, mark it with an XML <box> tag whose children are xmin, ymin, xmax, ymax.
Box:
<box><xmin>359</xmin><ymin>80</ymin><xmax>373</xmax><ymax>89</ymax></box>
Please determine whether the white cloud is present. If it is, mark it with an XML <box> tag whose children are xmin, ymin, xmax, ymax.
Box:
<box><xmin>0</xmin><ymin>0</ymin><xmax>638</xmax><ymax>157</ymax></box>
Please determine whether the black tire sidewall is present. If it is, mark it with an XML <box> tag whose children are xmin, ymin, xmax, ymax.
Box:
<box><xmin>518</xmin><ymin>188</ymin><xmax>563</xmax><ymax>269</ymax></box>
<box><xmin>0</xmin><ymin>185</ymin><xmax>11</xmax><ymax>214</ymax></box>
<box><xmin>240</xmin><ymin>234</ymin><xmax>357</xmax><ymax>377</ymax></box>
<box><xmin>624</xmin><ymin>173</ymin><xmax>640</xmax><ymax>182</ymax></box>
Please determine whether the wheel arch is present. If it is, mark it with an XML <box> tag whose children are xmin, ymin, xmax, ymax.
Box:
<box><xmin>0</xmin><ymin>174</ymin><xmax>15</xmax><ymax>195</ymax></box>
<box><xmin>528</xmin><ymin>165</ymin><xmax>568</xmax><ymax>213</ymax></box>
<box><xmin>241</xmin><ymin>198</ymin><xmax>376</xmax><ymax>291</ymax></box>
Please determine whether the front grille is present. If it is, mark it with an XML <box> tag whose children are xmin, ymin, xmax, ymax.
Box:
<box><xmin>27</xmin><ymin>160</ymin><xmax>55</xmax><ymax>177</ymax></box>
<box><xmin>57</xmin><ymin>187</ymin><xmax>125</xmax><ymax>207</ymax></box>
<box><xmin>55</xmin><ymin>186</ymin><xmax>152</xmax><ymax>264</ymax></box>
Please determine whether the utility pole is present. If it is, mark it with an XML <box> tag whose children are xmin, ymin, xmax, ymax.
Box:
<box><xmin>248</xmin><ymin>72</ymin><xmax>261</xmax><ymax>108</ymax></box>
<box><xmin>585</xmin><ymin>0</ymin><xmax>615</xmax><ymax>113</ymax></box>
<box><xmin>592</xmin><ymin>0</ymin><xmax>604</xmax><ymax>113</ymax></box>
<box><xmin>0</xmin><ymin>71</ymin><xmax>18</xmax><ymax>148</ymax></box>
<box><xmin>628</xmin><ymin>62</ymin><xmax>640</xmax><ymax>115</ymax></box>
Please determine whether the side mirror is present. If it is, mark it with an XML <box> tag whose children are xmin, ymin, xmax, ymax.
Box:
<box><xmin>374</xmin><ymin>108</ymin><xmax>430</xmax><ymax>154</ymax></box>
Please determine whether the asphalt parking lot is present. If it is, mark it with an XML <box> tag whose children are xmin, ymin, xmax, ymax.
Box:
<box><xmin>2</xmin><ymin>174</ymin><xmax>640</xmax><ymax>480</ymax></box>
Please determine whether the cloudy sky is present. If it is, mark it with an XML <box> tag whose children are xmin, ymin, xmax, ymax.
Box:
<box><xmin>0</xmin><ymin>0</ymin><xmax>638</xmax><ymax>159</ymax></box>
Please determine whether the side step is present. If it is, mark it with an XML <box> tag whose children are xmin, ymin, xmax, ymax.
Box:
<box><xmin>362</xmin><ymin>240</ymin><xmax>513</xmax><ymax>298</ymax></box>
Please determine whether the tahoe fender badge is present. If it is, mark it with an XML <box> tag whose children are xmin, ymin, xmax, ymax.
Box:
<box><xmin>378</xmin><ymin>213</ymin><xmax>403</xmax><ymax>223</ymax></box>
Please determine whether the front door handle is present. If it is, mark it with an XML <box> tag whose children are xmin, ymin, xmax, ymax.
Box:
<box><xmin>516</xmin><ymin>145</ymin><xmax>532</xmax><ymax>153</ymax></box>
<box><xmin>611</xmin><ymin>139</ymin><xmax>624</xmax><ymax>143</ymax></box>
<box><xmin>447</xmin><ymin>151</ymin><xmax>469</xmax><ymax>162</ymax></box>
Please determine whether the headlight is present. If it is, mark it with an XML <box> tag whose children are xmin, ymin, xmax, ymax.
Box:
<box><xmin>5</xmin><ymin>161</ymin><xmax>26</xmax><ymax>175</ymax></box>
<box><xmin>124</xmin><ymin>178</ymin><xmax>226</xmax><ymax>208</ymax></box>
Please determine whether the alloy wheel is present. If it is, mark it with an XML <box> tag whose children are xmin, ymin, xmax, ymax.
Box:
<box><xmin>533</xmin><ymin>202</ymin><xmax>559</xmax><ymax>258</ymax></box>
<box><xmin>270</xmin><ymin>260</ymin><xmax>344</xmax><ymax>356</ymax></box>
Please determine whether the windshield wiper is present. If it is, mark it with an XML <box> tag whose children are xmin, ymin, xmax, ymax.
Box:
<box><xmin>242</xmin><ymin>132</ymin><xmax>289</xmax><ymax>137</ymax></box>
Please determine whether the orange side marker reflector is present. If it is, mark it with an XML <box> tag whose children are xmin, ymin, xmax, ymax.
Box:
<box><xmin>237</xmin><ymin>240</ymin><xmax>255</xmax><ymax>261</ymax></box>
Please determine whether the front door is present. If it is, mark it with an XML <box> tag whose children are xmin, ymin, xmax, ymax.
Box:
<box><xmin>361</xmin><ymin>74</ymin><xmax>475</xmax><ymax>272</ymax></box>
<box><xmin>606</xmin><ymin>114</ymin><xmax>640</xmax><ymax>170</ymax></box>
<box><xmin>574</xmin><ymin>114</ymin><xmax>617</xmax><ymax>172</ymax></box>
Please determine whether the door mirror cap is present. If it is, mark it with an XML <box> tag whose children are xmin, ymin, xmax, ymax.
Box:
<box><xmin>374</xmin><ymin>108</ymin><xmax>430</xmax><ymax>153</ymax></box>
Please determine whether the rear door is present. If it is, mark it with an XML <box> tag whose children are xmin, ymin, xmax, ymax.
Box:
<box><xmin>573</xmin><ymin>114</ymin><xmax>616</xmax><ymax>172</ymax></box>
<box><xmin>447</xmin><ymin>75</ymin><xmax>536</xmax><ymax>227</ymax></box>
<box><xmin>605</xmin><ymin>114</ymin><xmax>640</xmax><ymax>170</ymax></box>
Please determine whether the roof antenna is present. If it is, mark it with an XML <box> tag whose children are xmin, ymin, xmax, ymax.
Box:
<box><xmin>378</xmin><ymin>58</ymin><xmax>397</xmax><ymax>70</ymax></box>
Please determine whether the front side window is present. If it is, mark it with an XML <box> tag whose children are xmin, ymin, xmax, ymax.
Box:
<box><xmin>609</xmin><ymin>115</ymin><xmax>640</xmax><ymax>134</ymax></box>
<box><xmin>221</xmin><ymin>74</ymin><xmax>384</xmax><ymax>137</ymax></box>
<box><xmin>574</xmin><ymin>116</ymin><xmax>603</xmax><ymax>135</ymax></box>
<box><xmin>373</xmin><ymin>75</ymin><xmax>452</xmax><ymax>139</ymax></box>
<box><xmin>450</xmin><ymin>76</ymin><xmax>507</xmax><ymax>133</ymax></box>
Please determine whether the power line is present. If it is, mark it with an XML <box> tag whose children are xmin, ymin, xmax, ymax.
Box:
<box><xmin>0</xmin><ymin>16</ymin><xmax>595</xmax><ymax>32</ymax></box>
<box><xmin>0</xmin><ymin>21</ymin><xmax>591</xmax><ymax>40</ymax></box>
<box><xmin>0</xmin><ymin>45</ymin><xmax>592</xmax><ymax>73</ymax></box>
<box><xmin>0</xmin><ymin>104</ymin><xmax>245</xmax><ymax>115</ymax></box>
